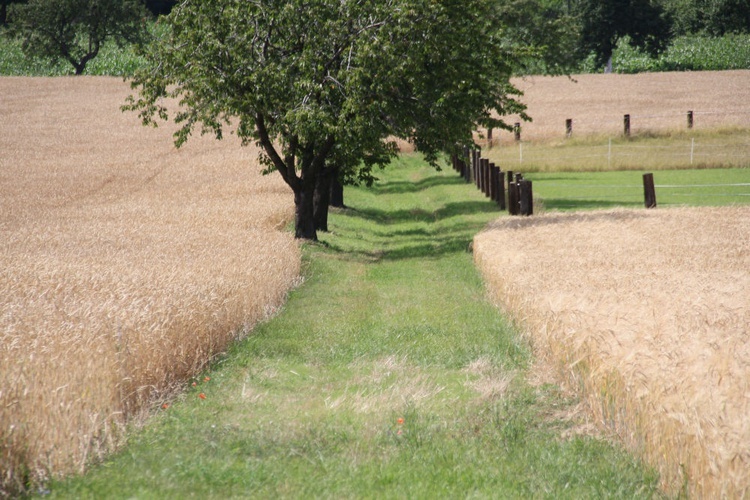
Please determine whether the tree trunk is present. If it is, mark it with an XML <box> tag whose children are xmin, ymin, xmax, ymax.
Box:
<box><xmin>330</xmin><ymin>173</ymin><xmax>345</xmax><ymax>208</ymax></box>
<box><xmin>294</xmin><ymin>183</ymin><xmax>317</xmax><ymax>240</ymax></box>
<box><xmin>313</xmin><ymin>168</ymin><xmax>333</xmax><ymax>232</ymax></box>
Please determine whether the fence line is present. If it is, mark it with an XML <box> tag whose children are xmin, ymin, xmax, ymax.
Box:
<box><xmin>486</xmin><ymin>109</ymin><xmax>750</xmax><ymax>145</ymax></box>
<box><xmin>499</xmin><ymin>138</ymin><xmax>750</xmax><ymax>168</ymax></box>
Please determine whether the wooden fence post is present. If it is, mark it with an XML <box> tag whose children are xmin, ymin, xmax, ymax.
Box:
<box><xmin>472</xmin><ymin>149</ymin><xmax>479</xmax><ymax>185</ymax></box>
<box><xmin>514</xmin><ymin>122</ymin><xmax>521</xmax><ymax>142</ymax></box>
<box><xmin>482</xmin><ymin>158</ymin><xmax>491</xmax><ymax>197</ymax></box>
<box><xmin>687</xmin><ymin>110</ymin><xmax>694</xmax><ymax>129</ymax></box>
<box><xmin>519</xmin><ymin>179</ymin><xmax>533</xmax><ymax>216</ymax></box>
<box><xmin>508</xmin><ymin>173</ymin><xmax>523</xmax><ymax>215</ymax></box>
<box><xmin>565</xmin><ymin>118</ymin><xmax>573</xmax><ymax>138</ymax></box>
<box><xmin>488</xmin><ymin>162</ymin><xmax>497</xmax><ymax>201</ymax></box>
<box><xmin>487</xmin><ymin>128</ymin><xmax>493</xmax><ymax>148</ymax></box>
<box><xmin>643</xmin><ymin>173</ymin><xmax>657</xmax><ymax>208</ymax></box>
<box><xmin>624</xmin><ymin>114</ymin><xmax>631</xmax><ymax>137</ymax></box>
<box><xmin>477</xmin><ymin>157</ymin><xmax>487</xmax><ymax>194</ymax></box>
<box><xmin>496</xmin><ymin>165</ymin><xmax>506</xmax><ymax>210</ymax></box>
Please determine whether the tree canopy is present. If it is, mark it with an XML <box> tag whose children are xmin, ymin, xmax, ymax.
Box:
<box><xmin>8</xmin><ymin>0</ymin><xmax>150</xmax><ymax>75</ymax></box>
<box><xmin>574</xmin><ymin>0</ymin><xmax>673</xmax><ymax>68</ymax></box>
<box><xmin>124</xmin><ymin>0</ymin><xmax>529</xmax><ymax>240</ymax></box>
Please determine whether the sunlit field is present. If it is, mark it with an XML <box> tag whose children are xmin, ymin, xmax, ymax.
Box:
<box><xmin>0</xmin><ymin>77</ymin><xmax>301</xmax><ymax>493</ymax></box>
<box><xmin>474</xmin><ymin>207</ymin><xmax>749</xmax><ymax>498</ymax></box>
<box><xmin>473</xmin><ymin>70</ymin><xmax>750</xmax><ymax>498</ymax></box>
<box><xmin>498</xmin><ymin>70</ymin><xmax>750</xmax><ymax>143</ymax></box>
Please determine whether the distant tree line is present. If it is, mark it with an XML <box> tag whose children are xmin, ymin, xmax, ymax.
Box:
<box><xmin>1</xmin><ymin>0</ymin><xmax>748</xmax><ymax>75</ymax></box>
<box><xmin>0</xmin><ymin>0</ymin><xmax>176</xmax><ymax>24</ymax></box>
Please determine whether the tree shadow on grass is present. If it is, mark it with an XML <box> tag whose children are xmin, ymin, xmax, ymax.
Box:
<box><xmin>368</xmin><ymin>174</ymin><xmax>467</xmax><ymax>195</ymax></box>
<box><xmin>323</xmin><ymin>199</ymin><xmax>504</xmax><ymax>261</ymax></box>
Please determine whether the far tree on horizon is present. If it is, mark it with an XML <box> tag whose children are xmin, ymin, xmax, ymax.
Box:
<box><xmin>8</xmin><ymin>0</ymin><xmax>150</xmax><ymax>75</ymax></box>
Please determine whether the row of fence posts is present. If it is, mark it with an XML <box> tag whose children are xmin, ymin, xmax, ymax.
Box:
<box><xmin>451</xmin><ymin>149</ymin><xmax>533</xmax><ymax>216</ymax></box>
<box><xmin>488</xmin><ymin>111</ymin><xmax>698</xmax><ymax>144</ymax></box>
<box><xmin>452</xmin><ymin>149</ymin><xmax>658</xmax><ymax>212</ymax></box>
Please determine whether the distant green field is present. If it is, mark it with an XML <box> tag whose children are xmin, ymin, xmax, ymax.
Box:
<box><xmin>524</xmin><ymin>168</ymin><xmax>750</xmax><ymax>211</ymax></box>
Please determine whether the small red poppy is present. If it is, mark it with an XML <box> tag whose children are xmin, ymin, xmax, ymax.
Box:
<box><xmin>198</xmin><ymin>393</ymin><xmax>206</xmax><ymax>400</ymax></box>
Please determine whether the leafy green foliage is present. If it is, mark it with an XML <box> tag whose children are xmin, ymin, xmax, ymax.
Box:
<box><xmin>582</xmin><ymin>33</ymin><xmax>750</xmax><ymax>72</ymax></box>
<box><xmin>123</xmin><ymin>0</ymin><xmax>530</xmax><ymax>239</ymax></box>
<box><xmin>7</xmin><ymin>0</ymin><xmax>150</xmax><ymax>75</ymax></box>
<box><xmin>574</xmin><ymin>0</ymin><xmax>673</xmax><ymax>68</ymax></box>
<box><xmin>663</xmin><ymin>0</ymin><xmax>750</xmax><ymax>36</ymax></box>
<box><xmin>496</xmin><ymin>0</ymin><xmax>581</xmax><ymax>76</ymax></box>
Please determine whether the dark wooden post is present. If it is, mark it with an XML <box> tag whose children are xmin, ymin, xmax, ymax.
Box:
<box><xmin>514</xmin><ymin>122</ymin><xmax>521</xmax><ymax>142</ymax></box>
<box><xmin>624</xmin><ymin>114</ymin><xmax>631</xmax><ymax>137</ymax></box>
<box><xmin>496</xmin><ymin>165</ymin><xmax>506</xmax><ymax>210</ymax></box>
<box><xmin>471</xmin><ymin>149</ymin><xmax>479</xmax><ymax>185</ymax></box>
<box><xmin>687</xmin><ymin>110</ymin><xmax>694</xmax><ymax>129</ymax></box>
<box><xmin>488</xmin><ymin>162</ymin><xmax>497</xmax><ymax>201</ymax></box>
<box><xmin>519</xmin><ymin>179</ymin><xmax>533</xmax><ymax>216</ymax></box>
<box><xmin>482</xmin><ymin>158</ymin><xmax>491</xmax><ymax>197</ymax></box>
<box><xmin>565</xmin><ymin>118</ymin><xmax>573</xmax><ymax>138</ymax></box>
<box><xmin>477</xmin><ymin>156</ymin><xmax>487</xmax><ymax>193</ymax></box>
<box><xmin>643</xmin><ymin>173</ymin><xmax>657</xmax><ymax>208</ymax></box>
<box><xmin>487</xmin><ymin>128</ymin><xmax>494</xmax><ymax>148</ymax></box>
<box><xmin>508</xmin><ymin>173</ymin><xmax>523</xmax><ymax>215</ymax></box>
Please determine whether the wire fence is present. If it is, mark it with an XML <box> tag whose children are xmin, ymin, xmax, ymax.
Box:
<box><xmin>529</xmin><ymin>177</ymin><xmax>750</xmax><ymax>210</ymax></box>
<box><xmin>491</xmin><ymin>138</ymin><xmax>750</xmax><ymax>171</ymax></box>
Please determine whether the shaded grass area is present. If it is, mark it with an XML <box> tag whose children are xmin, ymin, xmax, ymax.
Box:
<box><xmin>43</xmin><ymin>155</ymin><xmax>658</xmax><ymax>498</ymax></box>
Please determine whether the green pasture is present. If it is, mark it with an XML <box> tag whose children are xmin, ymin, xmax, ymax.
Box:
<box><xmin>43</xmin><ymin>156</ymin><xmax>659</xmax><ymax>499</ymax></box>
<box><xmin>526</xmin><ymin>167</ymin><xmax>750</xmax><ymax>211</ymax></box>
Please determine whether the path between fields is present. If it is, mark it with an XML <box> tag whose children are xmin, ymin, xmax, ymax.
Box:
<box><xmin>48</xmin><ymin>161</ymin><xmax>658</xmax><ymax>498</ymax></box>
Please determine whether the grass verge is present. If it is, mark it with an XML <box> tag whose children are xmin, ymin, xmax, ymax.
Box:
<box><xmin>41</xmin><ymin>155</ymin><xmax>659</xmax><ymax>498</ymax></box>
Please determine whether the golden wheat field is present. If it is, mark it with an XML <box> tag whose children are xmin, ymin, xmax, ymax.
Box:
<box><xmin>474</xmin><ymin>207</ymin><xmax>750</xmax><ymax>498</ymax></box>
<box><xmin>497</xmin><ymin>69</ymin><xmax>750</xmax><ymax>142</ymax></box>
<box><xmin>0</xmin><ymin>77</ymin><xmax>300</xmax><ymax>493</ymax></box>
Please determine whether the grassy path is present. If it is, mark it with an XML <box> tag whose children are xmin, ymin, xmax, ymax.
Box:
<box><xmin>47</xmin><ymin>156</ymin><xmax>658</xmax><ymax>498</ymax></box>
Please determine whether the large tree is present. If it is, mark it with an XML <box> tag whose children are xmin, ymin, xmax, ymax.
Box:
<box><xmin>8</xmin><ymin>0</ymin><xmax>149</xmax><ymax>75</ymax></box>
<box><xmin>575</xmin><ymin>0</ymin><xmax>673</xmax><ymax>69</ymax></box>
<box><xmin>124</xmin><ymin>0</ymin><xmax>528</xmax><ymax>240</ymax></box>
<box><xmin>496</xmin><ymin>0</ymin><xmax>581</xmax><ymax>76</ymax></box>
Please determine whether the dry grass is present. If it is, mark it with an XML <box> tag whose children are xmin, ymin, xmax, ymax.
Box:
<box><xmin>0</xmin><ymin>77</ymin><xmax>300</xmax><ymax>494</ymax></box>
<box><xmin>488</xmin><ymin>70</ymin><xmax>750</xmax><ymax>143</ymax></box>
<box><xmin>473</xmin><ymin>207</ymin><xmax>750</xmax><ymax>497</ymax></box>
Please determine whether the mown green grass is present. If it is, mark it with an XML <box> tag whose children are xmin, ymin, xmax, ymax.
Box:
<box><xmin>527</xmin><ymin>167</ymin><xmax>750</xmax><ymax>211</ymax></box>
<box><xmin>42</xmin><ymin>155</ymin><xmax>659</xmax><ymax>498</ymax></box>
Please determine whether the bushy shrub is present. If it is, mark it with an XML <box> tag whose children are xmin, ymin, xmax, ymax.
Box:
<box><xmin>580</xmin><ymin>34</ymin><xmax>750</xmax><ymax>73</ymax></box>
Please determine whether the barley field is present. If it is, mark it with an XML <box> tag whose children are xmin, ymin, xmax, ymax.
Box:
<box><xmin>474</xmin><ymin>207</ymin><xmax>750</xmax><ymax>497</ymax></box>
<box><xmin>496</xmin><ymin>70</ymin><xmax>750</xmax><ymax>142</ymax></box>
<box><xmin>0</xmin><ymin>77</ymin><xmax>300</xmax><ymax>494</ymax></box>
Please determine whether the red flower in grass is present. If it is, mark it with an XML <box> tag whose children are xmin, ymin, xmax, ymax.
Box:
<box><xmin>198</xmin><ymin>393</ymin><xmax>206</xmax><ymax>400</ymax></box>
